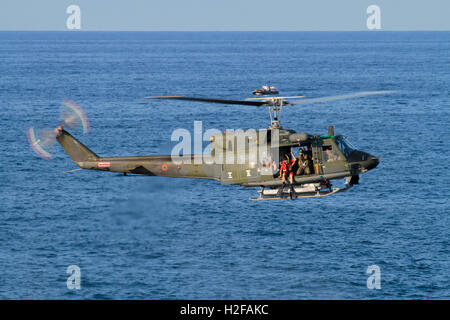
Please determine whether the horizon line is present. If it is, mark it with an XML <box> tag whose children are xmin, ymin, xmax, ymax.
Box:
<box><xmin>1</xmin><ymin>29</ymin><xmax>450</xmax><ymax>32</ymax></box>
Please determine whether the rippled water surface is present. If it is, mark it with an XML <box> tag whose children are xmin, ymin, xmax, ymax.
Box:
<box><xmin>0</xmin><ymin>31</ymin><xmax>449</xmax><ymax>299</ymax></box>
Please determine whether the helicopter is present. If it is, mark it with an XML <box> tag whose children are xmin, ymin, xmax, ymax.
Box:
<box><xmin>252</xmin><ymin>85</ymin><xmax>279</xmax><ymax>95</ymax></box>
<box><xmin>28</xmin><ymin>91</ymin><xmax>393</xmax><ymax>200</ymax></box>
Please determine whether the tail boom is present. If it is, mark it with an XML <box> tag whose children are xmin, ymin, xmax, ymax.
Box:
<box><xmin>55</xmin><ymin>127</ymin><xmax>220</xmax><ymax>180</ymax></box>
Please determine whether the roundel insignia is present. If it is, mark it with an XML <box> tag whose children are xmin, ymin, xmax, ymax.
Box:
<box><xmin>161</xmin><ymin>163</ymin><xmax>169</xmax><ymax>172</ymax></box>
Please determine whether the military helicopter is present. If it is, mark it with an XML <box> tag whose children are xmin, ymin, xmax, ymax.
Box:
<box><xmin>28</xmin><ymin>91</ymin><xmax>392</xmax><ymax>200</ymax></box>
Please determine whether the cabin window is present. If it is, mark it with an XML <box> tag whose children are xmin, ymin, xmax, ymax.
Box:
<box><xmin>322</xmin><ymin>145</ymin><xmax>343</xmax><ymax>162</ymax></box>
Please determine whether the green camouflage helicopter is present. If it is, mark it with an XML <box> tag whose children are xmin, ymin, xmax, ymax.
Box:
<box><xmin>28</xmin><ymin>91</ymin><xmax>391</xmax><ymax>200</ymax></box>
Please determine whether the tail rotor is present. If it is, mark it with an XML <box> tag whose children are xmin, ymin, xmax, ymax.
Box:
<box><xmin>27</xmin><ymin>99</ymin><xmax>90</xmax><ymax>160</ymax></box>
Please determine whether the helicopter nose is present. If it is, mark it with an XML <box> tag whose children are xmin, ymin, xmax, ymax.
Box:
<box><xmin>364</xmin><ymin>155</ymin><xmax>379</xmax><ymax>171</ymax></box>
<box><xmin>348</xmin><ymin>150</ymin><xmax>379</xmax><ymax>172</ymax></box>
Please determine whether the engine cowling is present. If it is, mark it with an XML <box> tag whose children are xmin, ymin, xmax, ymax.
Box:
<box><xmin>289</xmin><ymin>132</ymin><xmax>310</xmax><ymax>143</ymax></box>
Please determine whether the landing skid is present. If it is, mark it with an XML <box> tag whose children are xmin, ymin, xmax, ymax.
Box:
<box><xmin>250</xmin><ymin>182</ymin><xmax>353</xmax><ymax>201</ymax></box>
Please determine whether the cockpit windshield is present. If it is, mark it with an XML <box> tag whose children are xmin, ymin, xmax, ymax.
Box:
<box><xmin>335</xmin><ymin>136</ymin><xmax>356</xmax><ymax>158</ymax></box>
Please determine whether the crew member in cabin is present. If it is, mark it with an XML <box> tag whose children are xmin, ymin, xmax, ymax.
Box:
<box><xmin>280</xmin><ymin>158</ymin><xmax>288</xmax><ymax>183</ymax></box>
<box><xmin>281</xmin><ymin>152</ymin><xmax>296</xmax><ymax>184</ymax></box>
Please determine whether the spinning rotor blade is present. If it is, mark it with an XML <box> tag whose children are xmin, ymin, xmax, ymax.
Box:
<box><xmin>60</xmin><ymin>99</ymin><xmax>90</xmax><ymax>133</ymax></box>
<box><xmin>27</xmin><ymin>99</ymin><xmax>90</xmax><ymax>160</ymax></box>
<box><xmin>144</xmin><ymin>96</ymin><xmax>267</xmax><ymax>106</ymax></box>
<box><xmin>26</xmin><ymin>127</ymin><xmax>56</xmax><ymax>160</ymax></box>
<box><xmin>289</xmin><ymin>90</ymin><xmax>398</xmax><ymax>105</ymax></box>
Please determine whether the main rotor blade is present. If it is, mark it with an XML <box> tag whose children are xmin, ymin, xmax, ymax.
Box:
<box><xmin>144</xmin><ymin>96</ymin><xmax>267</xmax><ymax>106</ymax></box>
<box><xmin>289</xmin><ymin>90</ymin><xmax>398</xmax><ymax>105</ymax></box>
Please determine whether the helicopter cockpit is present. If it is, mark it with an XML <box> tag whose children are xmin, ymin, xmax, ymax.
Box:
<box><xmin>321</xmin><ymin>135</ymin><xmax>358</xmax><ymax>163</ymax></box>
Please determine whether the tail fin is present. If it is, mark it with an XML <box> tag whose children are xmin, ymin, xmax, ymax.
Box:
<box><xmin>55</xmin><ymin>127</ymin><xmax>99</xmax><ymax>165</ymax></box>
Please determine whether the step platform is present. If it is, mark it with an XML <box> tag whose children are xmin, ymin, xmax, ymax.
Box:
<box><xmin>250</xmin><ymin>182</ymin><xmax>353</xmax><ymax>200</ymax></box>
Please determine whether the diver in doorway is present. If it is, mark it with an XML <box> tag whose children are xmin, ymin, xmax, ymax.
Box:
<box><xmin>278</xmin><ymin>152</ymin><xmax>296</xmax><ymax>198</ymax></box>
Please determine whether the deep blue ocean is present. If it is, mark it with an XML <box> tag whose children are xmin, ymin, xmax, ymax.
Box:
<box><xmin>0</xmin><ymin>31</ymin><xmax>449</xmax><ymax>299</ymax></box>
